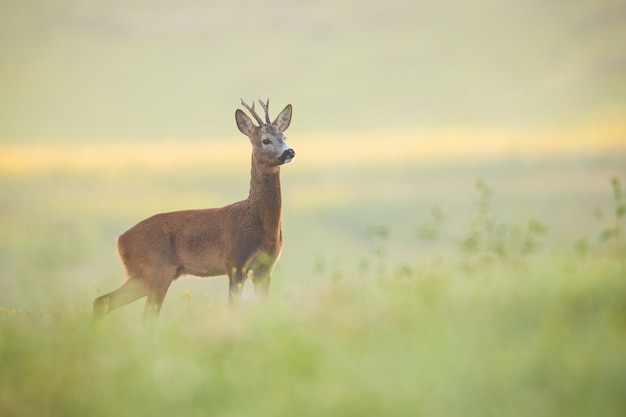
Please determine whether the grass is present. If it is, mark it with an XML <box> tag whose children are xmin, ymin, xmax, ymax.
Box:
<box><xmin>1</xmin><ymin>254</ymin><xmax>625</xmax><ymax>416</ymax></box>
<box><xmin>2</xmin><ymin>1</ymin><xmax>625</xmax><ymax>412</ymax></box>
<box><xmin>1</xmin><ymin>138</ymin><xmax>626</xmax><ymax>416</ymax></box>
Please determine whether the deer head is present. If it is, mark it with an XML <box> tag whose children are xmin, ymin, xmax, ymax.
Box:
<box><xmin>236</xmin><ymin>98</ymin><xmax>295</xmax><ymax>168</ymax></box>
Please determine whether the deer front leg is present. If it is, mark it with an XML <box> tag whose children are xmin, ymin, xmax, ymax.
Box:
<box><xmin>251</xmin><ymin>271</ymin><xmax>271</xmax><ymax>300</ymax></box>
<box><xmin>228</xmin><ymin>266</ymin><xmax>246</xmax><ymax>306</ymax></box>
<box><xmin>246</xmin><ymin>253</ymin><xmax>276</xmax><ymax>301</ymax></box>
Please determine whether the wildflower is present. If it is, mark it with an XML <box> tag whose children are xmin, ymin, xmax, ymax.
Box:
<box><xmin>182</xmin><ymin>289</ymin><xmax>191</xmax><ymax>298</ymax></box>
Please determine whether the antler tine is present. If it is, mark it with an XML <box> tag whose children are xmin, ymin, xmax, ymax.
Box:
<box><xmin>240</xmin><ymin>98</ymin><xmax>264</xmax><ymax>126</ymax></box>
<box><xmin>258</xmin><ymin>97</ymin><xmax>271</xmax><ymax>125</ymax></box>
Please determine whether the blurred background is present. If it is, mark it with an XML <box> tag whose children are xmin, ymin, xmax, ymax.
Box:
<box><xmin>1</xmin><ymin>0</ymin><xmax>625</xmax><ymax>309</ymax></box>
<box><xmin>2</xmin><ymin>0</ymin><xmax>626</xmax><ymax>140</ymax></box>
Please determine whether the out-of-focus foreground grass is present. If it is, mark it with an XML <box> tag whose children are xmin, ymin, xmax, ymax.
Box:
<box><xmin>1</xmin><ymin>255</ymin><xmax>624</xmax><ymax>417</ymax></box>
<box><xmin>1</xmin><ymin>130</ymin><xmax>626</xmax><ymax>416</ymax></box>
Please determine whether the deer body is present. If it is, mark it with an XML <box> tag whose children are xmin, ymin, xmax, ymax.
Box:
<box><xmin>93</xmin><ymin>99</ymin><xmax>294</xmax><ymax>321</ymax></box>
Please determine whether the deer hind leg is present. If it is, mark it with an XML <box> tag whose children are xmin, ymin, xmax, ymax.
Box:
<box><xmin>93</xmin><ymin>278</ymin><xmax>146</xmax><ymax>321</ymax></box>
<box><xmin>142</xmin><ymin>270</ymin><xmax>176</xmax><ymax>322</ymax></box>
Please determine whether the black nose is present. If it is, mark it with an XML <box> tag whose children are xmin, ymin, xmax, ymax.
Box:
<box><xmin>280</xmin><ymin>148</ymin><xmax>295</xmax><ymax>162</ymax></box>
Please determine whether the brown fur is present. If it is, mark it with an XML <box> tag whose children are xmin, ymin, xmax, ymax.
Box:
<box><xmin>93</xmin><ymin>100</ymin><xmax>294</xmax><ymax>321</ymax></box>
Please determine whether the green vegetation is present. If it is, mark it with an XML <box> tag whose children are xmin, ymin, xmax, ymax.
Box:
<box><xmin>1</xmin><ymin>157</ymin><xmax>625</xmax><ymax>416</ymax></box>
<box><xmin>1</xmin><ymin>256</ymin><xmax>624</xmax><ymax>417</ymax></box>
<box><xmin>2</xmin><ymin>2</ymin><xmax>625</xmax><ymax>415</ymax></box>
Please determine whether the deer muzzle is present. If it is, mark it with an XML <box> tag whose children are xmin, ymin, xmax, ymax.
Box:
<box><xmin>279</xmin><ymin>148</ymin><xmax>295</xmax><ymax>164</ymax></box>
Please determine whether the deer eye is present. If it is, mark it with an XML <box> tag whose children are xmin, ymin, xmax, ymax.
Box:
<box><xmin>262</xmin><ymin>139</ymin><xmax>272</xmax><ymax>145</ymax></box>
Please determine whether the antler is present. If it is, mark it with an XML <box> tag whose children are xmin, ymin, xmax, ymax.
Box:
<box><xmin>258</xmin><ymin>97</ymin><xmax>271</xmax><ymax>125</ymax></box>
<box><xmin>240</xmin><ymin>99</ymin><xmax>264</xmax><ymax>126</ymax></box>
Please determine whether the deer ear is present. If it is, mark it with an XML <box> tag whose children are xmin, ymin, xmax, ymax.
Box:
<box><xmin>273</xmin><ymin>104</ymin><xmax>292</xmax><ymax>132</ymax></box>
<box><xmin>235</xmin><ymin>109</ymin><xmax>254</xmax><ymax>136</ymax></box>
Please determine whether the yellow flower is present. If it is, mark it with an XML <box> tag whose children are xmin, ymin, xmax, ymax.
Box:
<box><xmin>182</xmin><ymin>289</ymin><xmax>191</xmax><ymax>298</ymax></box>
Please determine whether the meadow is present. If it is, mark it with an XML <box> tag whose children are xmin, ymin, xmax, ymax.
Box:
<box><xmin>1</xmin><ymin>131</ymin><xmax>625</xmax><ymax>416</ymax></box>
<box><xmin>2</xmin><ymin>1</ymin><xmax>626</xmax><ymax>414</ymax></box>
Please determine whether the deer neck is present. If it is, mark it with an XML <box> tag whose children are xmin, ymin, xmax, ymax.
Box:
<box><xmin>248</xmin><ymin>155</ymin><xmax>282</xmax><ymax>240</ymax></box>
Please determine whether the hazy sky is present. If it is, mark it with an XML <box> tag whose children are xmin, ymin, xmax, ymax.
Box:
<box><xmin>1</xmin><ymin>0</ymin><xmax>625</xmax><ymax>141</ymax></box>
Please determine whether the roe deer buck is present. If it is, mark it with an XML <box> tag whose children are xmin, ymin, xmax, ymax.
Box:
<box><xmin>93</xmin><ymin>98</ymin><xmax>295</xmax><ymax>321</ymax></box>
